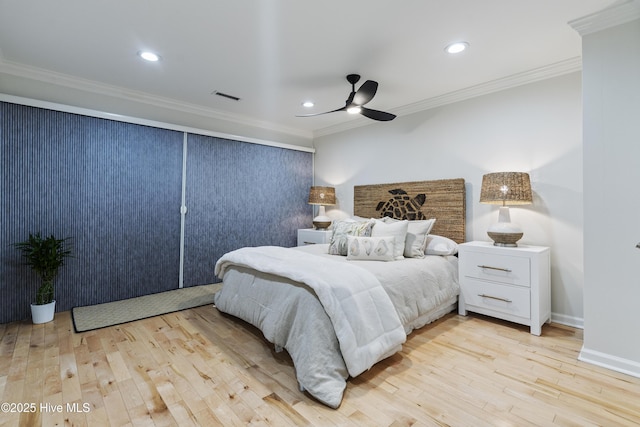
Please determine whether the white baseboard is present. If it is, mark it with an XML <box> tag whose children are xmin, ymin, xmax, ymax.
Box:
<box><xmin>551</xmin><ymin>314</ymin><xmax>640</xmax><ymax>379</ymax></box>
<box><xmin>579</xmin><ymin>347</ymin><xmax>640</xmax><ymax>379</ymax></box>
<box><xmin>550</xmin><ymin>312</ymin><xmax>584</xmax><ymax>329</ymax></box>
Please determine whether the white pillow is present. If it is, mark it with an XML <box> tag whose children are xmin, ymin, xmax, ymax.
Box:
<box><xmin>382</xmin><ymin>218</ymin><xmax>436</xmax><ymax>258</ymax></box>
<box><xmin>346</xmin><ymin>236</ymin><xmax>395</xmax><ymax>261</ymax></box>
<box><xmin>425</xmin><ymin>234</ymin><xmax>458</xmax><ymax>256</ymax></box>
<box><xmin>371</xmin><ymin>219</ymin><xmax>408</xmax><ymax>260</ymax></box>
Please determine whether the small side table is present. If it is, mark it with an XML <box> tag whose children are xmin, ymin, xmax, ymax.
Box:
<box><xmin>458</xmin><ymin>241</ymin><xmax>551</xmax><ymax>336</ymax></box>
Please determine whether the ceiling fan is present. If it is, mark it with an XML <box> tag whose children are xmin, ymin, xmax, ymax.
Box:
<box><xmin>297</xmin><ymin>74</ymin><xmax>396</xmax><ymax>122</ymax></box>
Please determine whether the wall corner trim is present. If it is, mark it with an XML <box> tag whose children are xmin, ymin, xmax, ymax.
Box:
<box><xmin>569</xmin><ymin>0</ymin><xmax>640</xmax><ymax>36</ymax></box>
<box><xmin>578</xmin><ymin>346</ymin><xmax>640</xmax><ymax>379</ymax></box>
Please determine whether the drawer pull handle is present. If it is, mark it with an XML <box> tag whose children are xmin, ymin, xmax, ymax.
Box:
<box><xmin>478</xmin><ymin>265</ymin><xmax>512</xmax><ymax>273</ymax></box>
<box><xmin>303</xmin><ymin>241</ymin><xmax>317</xmax><ymax>245</ymax></box>
<box><xmin>478</xmin><ymin>294</ymin><xmax>513</xmax><ymax>303</ymax></box>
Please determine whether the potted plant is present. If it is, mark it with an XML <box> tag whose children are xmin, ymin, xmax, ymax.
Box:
<box><xmin>14</xmin><ymin>232</ymin><xmax>72</xmax><ymax>324</ymax></box>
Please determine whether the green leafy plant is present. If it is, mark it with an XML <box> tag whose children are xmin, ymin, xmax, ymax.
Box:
<box><xmin>14</xmin><ymin>232</ymin><xmax>72</xmax><ymax>305</ymax></box>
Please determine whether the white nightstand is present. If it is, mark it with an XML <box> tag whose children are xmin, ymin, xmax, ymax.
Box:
<box><xmin>458</xmin><ymin>241</ymin><xmax>550</xmax><ymax>336</ymax></box>
<box><xmin>297</xmin><ymin>228</ymin><xmax>333</xmax><ymax>246</ymax></box>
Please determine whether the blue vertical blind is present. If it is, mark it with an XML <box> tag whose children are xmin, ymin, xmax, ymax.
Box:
<box><xmin>183</xmin><ymin>134</ymin><xmax>312</xmax><ymax>286</ymax></box>
<box><xmin>0</xmin><ymin>102</ymin><xmax>312</xmax><ymax>323</ymax></box>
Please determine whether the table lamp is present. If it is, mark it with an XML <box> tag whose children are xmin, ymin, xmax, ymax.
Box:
<box><xmin>480</xmin><ymin>172</ymin><xmax>532</xmax><ymax>246</ymax></box>
<box><xmin>308</xmin><ymin>186</ymin><xmax>336</xmax><ymax>229</ymax></box>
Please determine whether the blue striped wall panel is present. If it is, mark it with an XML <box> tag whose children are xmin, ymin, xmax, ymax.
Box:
<box><xmin>183</xmin><ymin>134</ymin><xmax>313</xmax><ymax>286</ymax></box>
<box><xmin>1</xmin><ymin>102</ymin><xmax>183</xmax><ymax>323</ymax></box>
<box><xmin>0</xmin><ymin>102</ymin><xmax>314</xmax><ymax>324</ymax></box>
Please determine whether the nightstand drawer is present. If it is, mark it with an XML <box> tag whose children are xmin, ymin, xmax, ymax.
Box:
<box><xmin>460</xmin><ymin>279</ymin><xmax>531</xmax><ymax>320</ymax></box>
<box><xmin>461</xmin><ymin>251</ymin><xmax>530</xmax><ymax>287</ymax></box>
<box><xmin>297</xmin><ymin>229</ymin><xmax>332</xmax><ymax>246</ymax></box>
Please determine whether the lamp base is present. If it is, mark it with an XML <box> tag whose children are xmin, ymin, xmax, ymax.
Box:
<box><xmin>313</xmin><ymin>220</ymin><xmax>332</xmax><ymax>230</ymax></box>
<box><xmin>312</xmin><ymin>205</ymin><xmax>332</xmax><ymax>230</ymax></box>
<box><xmin>487</xmin><ymin>207</ymin><xmax>524</xmax><ymax>246</ymax></box>
<box><xmin>487</xmin><ymin>231</ymin><xmax>523</xmax><ymax>247</ymax></box>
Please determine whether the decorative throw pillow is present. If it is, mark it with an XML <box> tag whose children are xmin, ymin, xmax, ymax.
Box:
<box><xmin>371</xmin><ymin>219</ymin><xmax>408</xmax><ymax>260</ymax></box>
<box><xmin>328</xmin><ymin>220</ymin><xmax>375</xmax><ymax>256</ymax></box>
<box><xmin>425</xmin><ymin>234</ymin><xmax>459</xmax><ymax>256</ymax></box>
<box><xmin>346</xmin><ymin>236</ymin><xmax>396</xmax><ymax>261</ymax></box>
<box><xmin>382</xmin><ymin>217</ymin><xmax>436</xmax><ymax>258</ymax></box>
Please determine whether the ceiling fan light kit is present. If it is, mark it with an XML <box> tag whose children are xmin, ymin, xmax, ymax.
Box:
<box><xmin>297</xmin><ymin>74</ymin><xmax>396</xmax><ymax>122</ymax></box>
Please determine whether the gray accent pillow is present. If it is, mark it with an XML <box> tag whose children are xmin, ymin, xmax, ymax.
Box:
<box><xmin>328</xmin><ymin>220</ymin><xmax>375</xmax><ymax>255</ymax></box>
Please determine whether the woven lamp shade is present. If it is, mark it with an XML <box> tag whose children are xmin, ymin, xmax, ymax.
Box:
<box><xmin>480</xmin><ymin>172</ymin><xmax>532</xmax><ymax>206</ymax></box>
<box><xmin>308</xmin><ymin>186</ymin><xmax>336</xmax><ymax>205</ymax></box>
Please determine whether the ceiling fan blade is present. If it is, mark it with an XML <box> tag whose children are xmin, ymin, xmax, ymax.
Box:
<box><xmin>360</xmin><ymin>107</ymin><xmax>396</xmax><ymax>121</ymax></box>
<box><xmin>297</xmin><ymin>75</ymin><xmax>394</xmax><ymax>121</ymax></box>
<box><xmin>296</xmin><ymin>106</ymin><xmax>346</xmax><ymax>117</ymax></box>
<box><xmin>353</xmin><ymin>80</ymin><xmax>378</xmax><ymax>106</ymax></box>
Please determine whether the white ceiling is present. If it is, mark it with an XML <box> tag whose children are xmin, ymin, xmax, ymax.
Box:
<box><xmin>0</xmin><ymin>0</ymin><xmax>615</xmax><ymax>139</ymax></box>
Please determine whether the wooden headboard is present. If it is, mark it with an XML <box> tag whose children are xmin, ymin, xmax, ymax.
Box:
<box><xmin>353</xmin><ymin>178</ymin><xmax>466</xmax><ymax>243</ymax></box>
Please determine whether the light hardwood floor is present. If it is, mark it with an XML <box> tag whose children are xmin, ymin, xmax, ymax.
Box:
<box><xmin>1</xmin><ymin>306</ymin><xmax>639</xmax><ymax>426</ymax></box>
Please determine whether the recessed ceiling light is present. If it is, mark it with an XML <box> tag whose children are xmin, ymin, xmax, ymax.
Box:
<box><xmin>138</xmin><ymin>50</ymin><xmax>161</xmax><ymax>62</ymax></box>
<box><xmin>445</xmin><ymin>42</ymin><xmax>469</xmax><ymax>54</ymax></box>
<box><xmin>302</xmin><ymin>101</ymin><xmax>314</xmax><ymax>108</ymax></box>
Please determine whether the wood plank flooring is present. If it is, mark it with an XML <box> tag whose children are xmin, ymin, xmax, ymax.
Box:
<box><xmin>1</xmin><ymin>306</ymin><xmax>639</xmax><ymax>426</ymax></box>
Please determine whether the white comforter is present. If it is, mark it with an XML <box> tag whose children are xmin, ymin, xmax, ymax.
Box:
<box><xmin>213</xmin><ymin>244</ymin><xmax>459</xmax><ymax>408</ymax></box>
<box><xmin>215</xmin><ymin>245</ymin><xmax>407</xmax><ymax>377</ymax></box>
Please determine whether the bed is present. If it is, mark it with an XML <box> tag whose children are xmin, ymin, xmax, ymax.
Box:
<box><xmin>213</xmin><ymin>178</ymin><xmax>466</xmax><ymax>408</ymax></box>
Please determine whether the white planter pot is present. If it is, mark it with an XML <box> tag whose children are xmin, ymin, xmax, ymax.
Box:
<box><xmin>31</xmin><ymin>300</ymin><xmax>56</xmax><ymax>324</ymax></box>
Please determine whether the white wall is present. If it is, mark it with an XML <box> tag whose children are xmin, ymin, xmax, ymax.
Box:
<box><xmin>578</xmin><ymin>6</ymin><xmax>640</xmax><ymax>376</ymax></box>
<box><xmin>313</xmin><ymin>72</ymin><xmax>585</xmax><ymax>326</ymax></box>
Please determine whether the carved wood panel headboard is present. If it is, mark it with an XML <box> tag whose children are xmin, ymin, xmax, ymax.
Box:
<box><xmin>353</xmin><ymin>178</ymin><xmax>466</xmax><ymax>243</ymax></box>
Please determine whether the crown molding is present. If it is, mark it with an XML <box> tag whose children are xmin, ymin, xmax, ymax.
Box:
<box><xmin>0</xmin><ymin>56</ymin><xmax>584</xmax><ymax>142</ymax></box>
<box><xmin>313</xmin><ymin>57</ymin><xmax>582</xmax><ymax>138</ymax></box>
<box><xmin>569</xmin><ymin>0</ymin><xmax>640</xmax><ymax>36</ymax></box>
<box><xmin>0</xmin><ymin>93</ymin><xmax>316</xmax><ymax>153</ymax></box>
<box><xmin>0</xmin><ymin>59</ymin><xmax>314</xmax><ymax>141</ymax></box>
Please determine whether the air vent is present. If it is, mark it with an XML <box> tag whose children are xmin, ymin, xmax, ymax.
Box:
<box><xmin>212</xmin><ymin>91</ymin><xmax>240</xmax><ymax>101</ymax></box>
